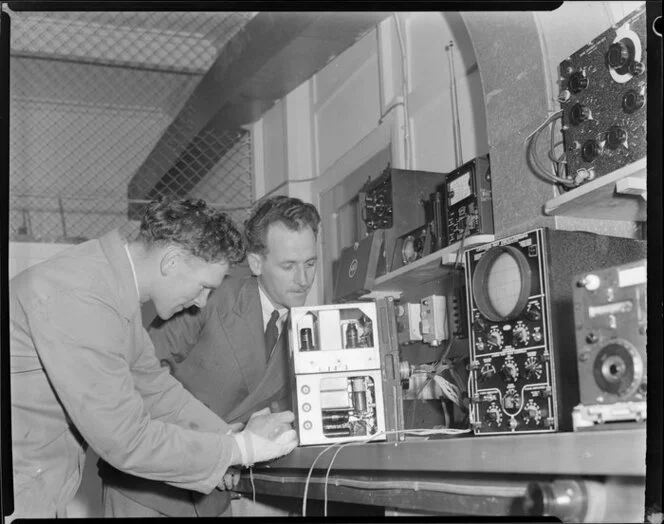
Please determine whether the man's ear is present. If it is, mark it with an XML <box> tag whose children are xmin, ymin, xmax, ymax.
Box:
<box><xmin>247</xmin><ymin>252</ymin><xmax>263</xmax><ymax>276</ymax></box>
<box><xmin>159</xmin><ymin>246</ymin><xmax>181</xmax><ymax>277</ymax></box>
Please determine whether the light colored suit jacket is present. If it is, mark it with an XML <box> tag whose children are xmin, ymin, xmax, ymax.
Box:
<box><xmin>98</xmin><ymin>275</ymin><xmax>292</xmax><ymax>516</ymax></box>
<box><xmin>9</xmin><ymin>230</ymin><xmax>236</xmax><ymax>518</ymax></box>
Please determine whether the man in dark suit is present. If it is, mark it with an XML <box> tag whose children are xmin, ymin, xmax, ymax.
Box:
<box><xmin>98</xmin><ymin>195</ymin><xmax>320</xmax><ymax>517</ymax></box>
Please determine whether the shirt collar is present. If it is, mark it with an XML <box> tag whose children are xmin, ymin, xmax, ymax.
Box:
<box><xmin>257</xmin><ymin>282</ymin><xmax>288</xmax><ymax>333</ymax></box>
<box><xmin>124</xmin><ymin>244</ymin><xmax>140</xmax><ymax>300</ymax></box>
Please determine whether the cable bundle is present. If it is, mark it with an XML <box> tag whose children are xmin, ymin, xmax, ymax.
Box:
<box><xmin>525</xmin><ymin>110</ymin><xmax>575</xmax><ymax>188</ymax></box>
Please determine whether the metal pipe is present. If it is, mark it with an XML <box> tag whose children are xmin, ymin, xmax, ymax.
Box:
<box><xmin>57</xmin><ymin>196</ymin><xmax>68</xmax><ymax>239</ymax></box>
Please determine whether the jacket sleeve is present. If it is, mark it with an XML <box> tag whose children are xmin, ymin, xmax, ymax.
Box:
<box><xmin>131</xmin><ymin>326</ymin><xmax>233</xmax><ymax>435</ymax></box>
<box><xmin>26</xmin><ymin>286</ymin><xmax>236</xmax><ymax>494</ymax></box>
<box><xmin>149</xmin><ymin>297</ymin><xmax>211</xmax><ymax>370</ymax></box>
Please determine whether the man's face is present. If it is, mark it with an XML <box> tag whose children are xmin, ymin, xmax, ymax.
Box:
<box><xmin>248</xmin><ymin>221</ymin><xmax>318</xmax><ymax>309</ymax></box>
<box><xmin>154</xmin><ymin>248</ymin><xmax>229</xmax><ymax>320</ymax></box>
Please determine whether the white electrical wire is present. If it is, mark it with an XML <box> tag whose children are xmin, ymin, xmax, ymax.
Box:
<box><xmin>299</xmin><ymin>427</ymin><xmax>472</xmax><ymax>516</ymax></box>
<box><xmin>249</xmin><ymin>466</ymin><xmax>256</xmax><ymax>504</ymax></box>
<box><xmin>302</xmin><ymin>441</ymin><xmax>344</xmax><ymax>516</ymax></box>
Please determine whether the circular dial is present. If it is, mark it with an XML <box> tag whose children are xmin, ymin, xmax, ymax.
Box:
<box><xmin>485</xmin><ymin>403</ymin><xmax>503</xmax><ymax>426</ymax></box>
<box><xmin>487</xmin><ymin>327</ymin><xmax>503</xmax><ymax>350</ymax></box>
<box><xmin>524</xmin><ymin>355</ymin><xmax>543</xmax><ymax>380</ymax></box>
<box><xmin>513</xmin><ymin>322</ymin><xmax>530</xmax><ymax>347</ymax></box>
<box><xmin>502</xmin><ymin>390</ymin><xmax>521</xmax><ymax>415</ymax></box>
<box><xmin>372</xmin><ymin>194</ymin><xmax>387</xmax><ymax>216</ymax></box>
<box><xmin>472</xmin><ymin>246</ymin><xmax>532</xmax><ymax>322</ymax></box>
<box><xmin>593</xmin><ymin>340</ymin><xmax>644</xmax><ymax>398</ymax></box>
<box><xmin>523</xmin><ymin>399</ymin><xmax>542</xmax><ymax>425</ymax></box>
<box><xmin>480</xmin><ymin>363</ymin><xmax>496</xmax><ymax>381</ymax></box>
<box><xmin>501</xmin><ymin>360</ymin><xmax>519</xmax><ymax>382</ymax></box>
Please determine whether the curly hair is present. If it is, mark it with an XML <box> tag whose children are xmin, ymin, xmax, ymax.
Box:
<box><xmin>244</xmin><ymin>195</ymin><xmax>320</xmax><ymax>255</ymax></box>
<box><xmin>137</xmin><ymin>197</ymin><xmax>245</xmax><ymax>264</ymax></box>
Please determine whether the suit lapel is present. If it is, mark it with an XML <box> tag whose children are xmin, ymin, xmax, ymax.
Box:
<box><xmin>226</xmin><ymin>315</ymin><xmax>293</xmax><ymax>423</ymax></box>
<box><xmin>219</xmin><ymin>278</ymin><xmax>266</xmax><ymax>393</ymax></box>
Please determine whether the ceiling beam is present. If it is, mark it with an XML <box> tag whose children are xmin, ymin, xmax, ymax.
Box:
<box><xmin>127</xmin><ymin>12</ymin><xmax>390</xmax><ymax>213</ymax></box>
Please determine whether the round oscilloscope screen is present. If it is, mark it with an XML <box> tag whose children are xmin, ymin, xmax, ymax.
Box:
<box><xmin>472</xmin><ymin>245</ymin><xmax>532</xmax><ymax>322</ymax></box>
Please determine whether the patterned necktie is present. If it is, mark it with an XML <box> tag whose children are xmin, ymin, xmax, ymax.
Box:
<box><xmin>264</xmin><ymin>309</ymin><xmax>280</xmax><ymax>358</ymax></box>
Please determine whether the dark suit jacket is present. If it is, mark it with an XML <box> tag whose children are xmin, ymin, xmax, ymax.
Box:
<box><xmin>98</xmin><ymin>276</ymin><xmax>292</xmax><ymax>516</ymax></box>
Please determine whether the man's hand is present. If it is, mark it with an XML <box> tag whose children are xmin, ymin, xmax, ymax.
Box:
<box><xmin>232</xmin><ymin>410</ymin><xmax>298</xmax><ymax>466</ymax></box>
<box><xmin>217</xmin><ymin>466</ymin><xmax>241</xmax><ymax>491</ymax></box>
<box><xmin>227</xmin><ymin>421</ymin><xmax>245</xmax><ymax>434</ymax></box>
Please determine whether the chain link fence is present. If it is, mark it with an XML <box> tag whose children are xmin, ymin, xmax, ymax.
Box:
<box><xmin>7</xmin><ymin>8</ymin><xmax>256</xmax><ymax>243</ymax></box>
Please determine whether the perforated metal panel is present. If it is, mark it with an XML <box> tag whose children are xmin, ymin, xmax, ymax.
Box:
<box><xmin>7</xmin><ymin>8</ymin><xmax>256</xmax><ymax>243</ymax></box>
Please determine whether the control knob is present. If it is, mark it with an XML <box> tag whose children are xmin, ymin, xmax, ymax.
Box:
<box><xmin>524</xmin><ymin>304</ymin><xmax>542</xmax><ymax>322</ymax></box>
<box><xmin>473</xmin><ymin>314</ymin><xmax>488</xmax><ymax>332</ymax></box>
<box><xmin>567</xmin><ymin>71</ymin><xmax>588</xmax><ymax>93</ymax></box>
<box><xmin>622</xmin><ymin>89</ymin><xmax>645</xmax><ymax>114</ymax></box>
<box><xmin>581</xmin><ymin>139</ymin><xmax>601</xmax><ymax>162</ymax></box>
<box><xmin>606</xmin><ymin>126</ymin><xmax>627</xmax><ymax>150</ymax></box>
<box><xmin>513</xmin><ymin>324</ymin><xmax>530</xmax><ymax>347</ymax></box>
<box><xmin>607</xmin><ymin>40</ymin><xmax>631</xmax><ymax>69</ymax></box>
<box><xmin>570</xmin><ymin>103</ymin><xmax>591</xmax><ymax>125</ymax></box>
<box><xmin>480</xmin><ymin>363</ymin><xmax>496</xmax><ymax>381</ymax></box>
<box><xmin>502</xmin><ymin>391</ymin><xmax>520</xmax><ymax>413</ymax></box>
<box><xmin>523</xmin><ymin>399</ymin><xmax>542</xmax><ymax>424</ymax></box>
<box><xmin>485</xmin><ymin>404</ymin><xmax>503</xmax><ymax>425</ymax></box>
<box><xmin>500</xmin><ymin>361</ymin><xmax>519</xmax><ymax>382</ymax></box>
<box><xmin>524</xmin><ymin>355</ymin><xmax>543</xmax><ymax>380</ymax></box>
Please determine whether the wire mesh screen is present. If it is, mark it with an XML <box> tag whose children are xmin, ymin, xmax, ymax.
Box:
<box><xmin>7</xmin><ymin>8</ymin><xmax>256</xmax><ymax>244</ymax></box>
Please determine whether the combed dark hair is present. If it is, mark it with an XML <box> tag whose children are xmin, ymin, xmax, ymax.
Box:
<box><xmin>244</xmin><ymin>195</ymin><xmax>320</xmax><ymax>255</ymax></box>
<box><xmin>138</xmin><ymin>197</ymin><xmax>245</xmax><ymax>264</ymax></box>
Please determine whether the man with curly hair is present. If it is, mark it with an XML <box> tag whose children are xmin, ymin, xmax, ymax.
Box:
<box><xmin>99</xmin><ymin>195</ymin><xmax>321</xmax><ymax>517</ymax></box>
<box><xmin>9</xmin><ymin>198</ymin><xmax>299</xmax><ymax>518</ymax></box>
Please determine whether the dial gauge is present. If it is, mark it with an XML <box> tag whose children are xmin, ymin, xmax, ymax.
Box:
<box><xmin>472</xmin><ymin>245</ymin><xmax>532</xmax><ymax>322</ymax></box>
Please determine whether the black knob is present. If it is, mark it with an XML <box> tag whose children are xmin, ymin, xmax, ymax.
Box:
<box><xmin>503</xmin><ymin>394</ymin><xmax>518</xmax><ymax>410</ymax></box>
<box><xmin>525</xmin><ymin>306</ymin><xmax>541</xmax><ymax>322</ymax></box>
<box><xmin>623</xmin><ymin>90</ymin><xmax>645</xmax><ymax>113</ymax></box>
<box><xmin>501</xmin><ymin>363</ymin><xmax>518</xmax><ymax>382</ymax></box>
<box><xmin>581</xmin><ymin>140</ymin><xmax>601</xmax><ymax>162</ymax></box>
<box><xmin>586</xmin><ymin>332</ymin><xmax>599</xmax><ymax>344</ymax></box>
<box><xmin>606</xmin><ymin>126</ymin><xmax>627</xmax><ymax>149</ymax></box>
<box><xmin>608</xmin><ymin>41</ymin><xmax>630</xmax><ymax>68</ymax></box>
<box><xmin>486</xmin><ymin>410</ymin><xmax>499</xmax><ymax>422</ymax></box>
<box><xmin>629</xmin><ymin>61</ymin><xmax>645</xmax><ymax>76</ymax></box>
<box><xmin>570</xmin><ymin>103</ymin><xmax>591</xmax><ymax>126</ymax></box>
<box><xmin>474</xmin><ymin>315</ymin><xmax>488</xmax><ymax>331</ymax></box>
<box><xmin>567</xmin><ymin>72</ymin><xmax>588</xmax><ymax>93</ymax></box>
<box><xmin>560</xmin><ymin>60</ymin><xmax>573</xmax><ymax>76</ymax></box>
